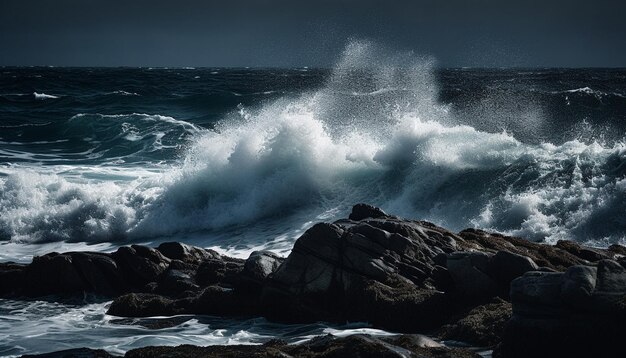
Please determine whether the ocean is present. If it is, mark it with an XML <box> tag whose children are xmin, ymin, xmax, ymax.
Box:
<box><xmin>1</xmin><ymin>42</ymin><xmax>625</xmax><ymax>355</ymax></box>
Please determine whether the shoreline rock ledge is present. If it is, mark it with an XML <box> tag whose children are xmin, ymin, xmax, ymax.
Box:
<box><xmin>2</xmin><ymin>203</ymin><xmax>626</xmax><ymax>358</ymax></box>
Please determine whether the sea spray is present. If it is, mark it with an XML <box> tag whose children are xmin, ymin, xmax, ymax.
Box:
<box><xmin>1</xmin><ymin>41</ymin><xmax>625</xmax><ymax>250</ymax></box>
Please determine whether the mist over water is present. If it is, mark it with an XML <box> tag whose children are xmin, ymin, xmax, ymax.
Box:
<box><xmin>1</xmin><ymin>41</ymin><xmax>625</xmax><ymax>257</ymax></box>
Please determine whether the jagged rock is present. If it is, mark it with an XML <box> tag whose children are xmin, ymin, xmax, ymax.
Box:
<box><xmin>555</xmin><ymin>240</ymin><xmax>608</xmax><ymax>262</ymax></box>
<box><xmin>258</xmin><ymin>204</ymin><xmax>465</xmax><ymax>330</ymax></box>
<box><xmin>194</xmin><ymin>256</ymin><xmax>244</xmax><ymax>288</ymax></box>
<box><xmin>348</xmin><ymin>203</ymin><xmax>389</xmax><ymax>221</ymax></box>
<box><xmin>157</xmin><ymin>242</ymin><xmax>219</xmax><ymax>263</ymax></box>
<box><xmin>111</xmin><ymin>245</ymin><xmax>170</xmax><ymax>286</ymax></box>
<box><xmin>498</xmin><ymin>262</ymin><xmax>626</xmax><ymax>357</ymax></box>
<box><xmin>458</xmin><ymin>229</ymin><xmax>593</xmax><ymax>271</ymax></box>
<box><xmin>4</xmin><ymin>203</ymin><xmax>626</xmax><ymax>356</ymax></box>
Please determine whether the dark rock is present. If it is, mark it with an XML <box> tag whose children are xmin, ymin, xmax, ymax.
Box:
<box><xmin>157</xmin><ymin>269</ymin><xmax>200</xmax><ymax>296</ymax></box>
<box><xmin>595</xmin><ymin>259</ymin><xmax>626</xmax><ymax>292</ymax></box>
<box><xmin>107</xmin><ymin>293</ymin><xmax>177</xmax><ymax>317</ymax></box>
<box><xmin>124</xmin><ymin>334</ymin><xmax>481</xmax><ymax>358</ymax></box>
<box><xmin>608</xmin><ymin>243</ymin><xmax>626</xmax><ymax>256</ymax></box>
<box><xmin>555</xmin><ymin>240</ymin><xmax>609</xmax><ymax>262</ymax></box>
<box><xmin>111</xmin><ymin>245</ymin><xmax>170</xmax><ymax>286</ymax></box>
<box><xmin>193</xmin><ymin>285</ymin><xmax>257</xmax><ymax>316</ymax></box>
<box><xmin>157</xmin><ymin>242</ymin><xmax>219</xmax><ymax>263</ymax></box>
<box><xmin>498</xmin><ymin>262</ymin><xmax>626</xmax><ymax>357</ymax></box>
<box><xmin>560</xmin><ymin>265</ymin><xmax>597</xmax><ymax>308</ymax></box>
<box><xmin>510</xmin><ymin>271</ymin><xmax>563</xmax><ymax>312</ymax></box>
<box><xmin>23</xmin><ymin>253</ymin><xmax>85</xmax><ymax>296</ymax></box>
<box><xmin>0</xmin><ymin>262</ymin><xmax>25</xmax><ymax>296</ymax></box>
<box><xmin>260</xmin><ymin>216</ymin><xmax>462</xmax><ymax>331</ymax></box>
<box><xmin>242</xmin><ymin>251</ymin><xmax>283</xmax><ymax>281</ymax></box>
<box><xmin>446</xmin><ymin>252</ymin><xmax>498</xmax><ymax>300</ymax></box>
<box><xmin>70</xmin><ymin>252</ymin><xmax>124</xmax><ymax>295</ymax></box>
<box><xmin>237</xmin><ymin>251</ymin><xmax>283</xmax><ymax>293</ymax></box>
<box><xmin>439</xmin><ymin>298</ymin><xmax>512</xmax><ymax>347</ymax></box>
<box><xmin>348</xmin><ymin>203</ymin><xmax>389</xmax><ymax>221</ymax></box>
<box><xmin>458</xmin><ymin>229</ymin><xmax>590</xmax><ymax>270</ymax></box>
<box><xmin>490</xmin><ymin>250</ymin><xmax>538</xmax><ymax>287</ymax></box>
<box><xmin>195</xmin><ymin>256</ymin><xmax>244</xmax><ymax>288</ymax></box>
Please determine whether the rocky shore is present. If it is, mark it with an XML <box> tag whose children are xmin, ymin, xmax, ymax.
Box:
<box><xmin>3</xmin><ymin>204</ymin><xmax>626</xmax><ymax>357</ymax></box>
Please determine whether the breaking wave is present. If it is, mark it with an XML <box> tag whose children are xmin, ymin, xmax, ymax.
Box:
<box><xmin>1</xmin><ymin>41</ymin><xmax>625</xmax><ymax>249</ymax></box>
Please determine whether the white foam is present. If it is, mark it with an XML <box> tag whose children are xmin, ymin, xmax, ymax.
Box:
<box><xmin>32</xmin><ymin>92</ymin><xmax>59</xmax><ymax>100</ymax></box>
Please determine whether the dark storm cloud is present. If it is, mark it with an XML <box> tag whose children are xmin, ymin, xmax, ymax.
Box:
<box><xmin>1</xmin><ymin>0</ymin><xmax>625</xmax><ymax>67</ymax></box>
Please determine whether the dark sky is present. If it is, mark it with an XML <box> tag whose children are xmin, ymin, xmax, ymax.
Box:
<box><xmin>1</xmin><ymin>0</ymin><xmax>625</xmax><ymax>67</ymax></box>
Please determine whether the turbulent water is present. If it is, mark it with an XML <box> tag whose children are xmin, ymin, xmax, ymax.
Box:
<box><xmin>1</xmin><ymin>41</ymin><xmax>625</xmax><ymax>355</ymax></box>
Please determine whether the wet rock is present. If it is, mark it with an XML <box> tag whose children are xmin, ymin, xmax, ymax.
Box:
<box><xmin>107</xmin><ymin>293</ymin><xmax>178</xmax><ymax>317</ymax></box>
<box><xmin>156</xmin><ymin>242</ymin><xmax>219</xmax><ymax>264</ymax></box>
<box><xmin>111</xmin><ymin>245</ymin><xmax>170</xmax><ymax>286</ymax></box>
<box><xmin>23</xmin><ymin>253</ymin><xmax>85</xmax><ymax>296</ymax></box>
<box><xmin>259</xmin><ymin>212</ymin><xmax>462</xmax><ymax>330</ymax></box>
<box><xmin>124</xmin><ymin>334</ymin><xmax>481</xmax><ymax>358</ymax></box>
<box><xmin>156</xmin><ymin>269</ymin><xmax>199</xmax><ymax>296</ymax></box>
<box><xmin>348</xmin><ymin>203</ymin><xmax>389</xmax><ymax>221</ymax></box>
<box><xmin>238</xmin><ymin>250</ymin><xmax>283</xmax><ymax>293</ymax></box>
<box><xmin>70</xmin><ymin>252</ymin><xmax>125</xmax><ymax>295</ymax></box>
<box><xmin>194</xmin><ymin>256</ymin><xmax>244</xmax><ymax>288</ymax></box>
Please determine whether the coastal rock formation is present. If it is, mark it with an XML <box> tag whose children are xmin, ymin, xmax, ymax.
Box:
<box><xmin>0</xmin><ymin>242</ymin><xmax>240</xmax><ymax>298</ymax></box>
<box><xmin>24</xmin><ymin>334</ymin><xmax>481</xmax><ymax>358</ymax></box>
<box><xmin>495</xmin><ymin>260</ymin><xmax>626</xmax><ymax>357</ymax></box>
<box><xmin>2</xmin><ymin>204</ymin><xmax>626</xmax><ymax>357</ymax></box>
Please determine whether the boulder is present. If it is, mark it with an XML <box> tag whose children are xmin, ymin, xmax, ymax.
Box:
<box><xmin>560</xmin><ymin>265</ymin><xmax>597</xmax><ymax>308</ymax></box>
<box><xmin>489</xmin><ymin>250</ymin><xmax>538</xmax><ymax>287</ymax></box>
<box><xmin>111</xmin><ymin>245</ymin><xmax>170</xmax><ymax>286</ymax></box>
<box><xmin>498</xmin><ymin>263</ymin><xmax>626</xmax><ymax>357</ymax></box>
<box><xmin>237</xmin><ymin>251</ymin><xmax>283</xmax><ymax>293</ymax></box>
<box><xmin>156</xmin><ymin>242</ymin><xmax>219</xmax><ymax>263</ymax></box>
<box><xmin>259</xmin><ymin>207</ymin><xmax>464</xmax><ymax>330</ymax></box>
<box><xmin>348</xmin><ymin>203</ymin><xmax>389</xmax><ymax>221</ymax></box>
<box><xmin>446</xmin><ymin>252</ymin><xmax>498</xmax><ymax>300</ymax></box>
<box><xmin>107</xmin><ymin>293</ymin><xmax>178</xmax><ymax>317</ymax></box>
<box><xmin>23</xmin><ymin>253</ymin><xmax>85</xmax><ymax>296</ymax></box>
